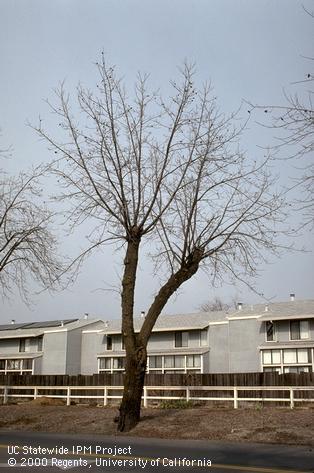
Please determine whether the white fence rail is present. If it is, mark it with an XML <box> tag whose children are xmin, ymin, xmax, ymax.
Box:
<box><xmin>1</xmin><ymin>385</ymin><xmax>314</xmax><ymax>408</ymax></box>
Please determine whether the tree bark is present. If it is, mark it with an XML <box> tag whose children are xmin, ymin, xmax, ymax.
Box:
<box><xmin>117</xmin><ymin>344</ymin><xmax>147</xmax><ymax>432</ymax></box>
<box><xmin>117</xmin><ymin>231</ymin><xmax>143</xmax><ymax>432</ymax></box>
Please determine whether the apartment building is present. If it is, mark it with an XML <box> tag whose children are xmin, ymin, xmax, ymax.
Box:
<box><xmin>257</xmin><ymin>298</ymin><xmax>314</xmax><ymax>374</ymax></box>
<box><xmin>0</xmin><ymin>317</ymin><xmax>102</xmax><ymax>375</ymax></box>
<box><xmin>1</xmin><ymin>295</ymin><xmax>313</xmax><ymax>375</ymax></box>
<box><xmin>81</xmin><ymin>311</ymin><xmax>225</xmax><ymax>375</ymax></box>
<box><xmin>81</xmin><ymin>295</ymin><xmax>314</xmax><ymax>375</ymax></box>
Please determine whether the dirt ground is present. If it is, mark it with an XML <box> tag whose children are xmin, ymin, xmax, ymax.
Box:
<box><xmin>0</xmin><ymin>399</ymin><xmax>313</xmax><ymax>446</ymax></box>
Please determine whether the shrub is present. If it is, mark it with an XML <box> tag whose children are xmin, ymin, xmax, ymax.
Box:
<box><xmin>159</xmin><ymin>399</ymin><xmax>194</xmax><ymax>409</ymax></box>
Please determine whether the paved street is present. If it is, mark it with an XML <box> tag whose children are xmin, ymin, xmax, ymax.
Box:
<box><xmin>0</xmin><ymin>431</ymin><xmax>313</xmax><ymax>473</ymax></box>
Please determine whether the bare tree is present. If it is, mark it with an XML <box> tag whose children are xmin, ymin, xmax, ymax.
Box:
<box><xmin>0</xmin><ymin>163</ymin><xmax>63</xmax><ymax>302</ymax></box>
<box><xmin>247</xmin><ymin>8</ymin><xmax>314</xmax><ymax>230</ymax></box>
<box><xmin>248</xmin><ymin>79</ymin><xmax>314</xmax><ymax>228</ymax></box>
<box><xmin>35</xmin><ymin>58</ymin><xmax>287</xmax><ymax>431</ymax></box>
<box><xmin>198</xmin><ymin>296</ymin><xmax>234</xmax><ymax>312</ymax></box>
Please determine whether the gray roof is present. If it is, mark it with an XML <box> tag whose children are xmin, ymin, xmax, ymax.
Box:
<box><xmin>0</xmin><ymin>319</ymin><xmax>78</xmax><ymax>331</ymax></box>
<box><xmin>0</xmin><ymin>318</ymin><xmax>102</xmax><ymax>339</ymax></box>
<box><xmin>228</xmin><ymin>299</ymin><xmax>314</xmax><ymax>321</ymax></box>
<box><xmin>0</xmin><ymin>328</ymin><xmax>47</xmax><ymax>339</ymax></box>
<box><xmin>2</xmin><ymin>298</ymin><xmax>313</xmax><ymax>339</ymax></box>
<box><xmin>101</xmin><ymin>311</ymin><xmax>227</xmax><ymax>334</ymax></box>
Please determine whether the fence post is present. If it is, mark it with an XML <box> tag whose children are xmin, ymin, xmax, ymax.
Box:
<box><xmin>3</xmin><ymin>386</ymin><xmax>8</xmax><ymax>404</ymax></box>
<box><xmin>66</xmin><ymin>387</ymin><xmax>71</xmax><ymax>406</ymax></box>
<box><xmin>143</xmin><ymin>387</ymin><xmax>148</xmax><ymax>408</ymax></box>
<box><xmin>186</xmin><ymin>386</ymin><xmax>190</xmax><ymax>402</ymax></box>
<box><xmin>34</xmin><ymin>387</ymin><xmax>38</xmax><ymax>400</ymax></box>
<box><xmin>233</xmin><ymin>387</ymin><xmax>238</xmax><ymax>409</ymax></box>
<box><xmin>104</xmin><ymin>387</ymin><xmax>108</xmax><ymax>407</ymax></box>
<box><xmin>289</xmin><ymin>387</ymin><xmax>294</xmax><ymax>409</ymax></box>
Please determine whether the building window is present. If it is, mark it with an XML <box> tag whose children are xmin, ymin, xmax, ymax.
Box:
<box><xmin>121</xmin><ymin>336</ymin><xmax>125</xmax><ymax>350</ymax></box>
<box><xmin>200</xmin><ymin>329</ymin><xmax>208</xmax><ymax>347</ymax></box>
<box><xmin>174</xmin><ymin>356</ymin><xmax>184</xmax><ymax>368</ymax></box>
<box><xmin>283</xmin><ymin>349</ymin><xmax>297</xmax><ymax>364</ymax></box>
<box><xmin>263</xmin><ymin>367</ymin><xmax>281</xmax><ymax>373</ymax></box>
<box><xmin>19</xmin><ymin>339</ymin><xmax>25</xmax><ymax>353</ymax></box>
<box><xmin>290</xmin><ymin>320</ymin><xmax>309</xmax><ymax>340</ymax></box>
<box><xmin>262</xmin><ymin>350</ymin><xmax>280</xmax><ymax>365</ymax></box>
<box><xmin>112</xmin><ymin>357</ymin><xmax>124</xmax><ymax>370</ymax></box>
<box><xmin>164</xmin><ymin>355</ymin><xmax>184</xmax><ymax>369</ymax></box>
<box><xmin>37</xmin><ymin>337</ymin><xmax>43</xmax><ymax>352</ymax></box>
<box><xmin>262</xmin><ymin>348</ymin><xmax>312</xmax><ymax>374</ymax></box>
<box><xmin>297</xmin><ymin>348</ymin><xmax>311</xmax><ymax>363</ymax></box>
<box><xmin>186</xmin><ymin>354</ymin><xmax>201</xmax><ymax>368</ymax></box>
<box><xmin>0</xmin><ymin>359</ymin><xmax>33</xmax><ymax>374</ymax></box>
<box><xmin>106</xmin><ymin>336</ymin><xmax>113</xmax><ymax>350</ymax></box>
<box><xmin>163</xmin><ymin>355</ymin><xmax>186</xmax><ymax>373</ymax></box>
<box><xmin>174</xmin><ymin>331</ymin><xmax>188</xmax><ymax>347</ymax></box>
<box><xmin>265</xmin><ymin>321</ymin><xmax>275</xmax><ymax>341</ymax></box>
<box><xmin>99</xmin><ymin>357</ymin><xmax>125</xmax><ymax>372</ymax></box>
<box><xmin>7</xmin><ymin>359</ymin><xmax>22</xmax><ymax>370</ymax></box>
<box><xmin>149</xmin><ymin>356</ymin><xmax>162</xmax><ymax>369</ymax></box>
<box><xmin>23</xmin><ymin>359</ymin><xmax>32</xmax><ymax>370</ymax></box>
<box><xmin>283</xmin><ymin>366</ymin><xmax>312</xmax><ymax>374</ymax></box>
<box><xmin>98</xmin><ymin>354</ymin><xmax>204</xmax><ymax>374</ymax></box>
<box><xmin>164</xmin><ymin>355</ymin><xmax>174</xmax><ymax>368</ymax></box>
<box><xmin>99</xmin><ymin>358</ymin><xmax>111</xmax><ymax>370</ymax></box>
<box><xmin>283</xmin><ymin>348</ymin><xmax>311</xmax><ymax>364</ymax></box>
<box><xmin>19</xmin><ymin>338</ymin><xmax>32</xmax><ymax>353</ymax></box>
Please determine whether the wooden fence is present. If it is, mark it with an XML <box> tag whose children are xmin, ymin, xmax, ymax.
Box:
<box><xmin>0</xmin><ymin>371</ymin><xmax>313</xmax><ymax>387</ymax></box>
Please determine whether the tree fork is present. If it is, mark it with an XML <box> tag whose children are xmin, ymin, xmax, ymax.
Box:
<box><xmin>117</xmin><ymin>248</ymin><xmax>204</xmax><ymax>432</ymax></box>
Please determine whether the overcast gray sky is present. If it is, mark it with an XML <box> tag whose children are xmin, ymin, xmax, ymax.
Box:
<box><xmin>1</xmin><ymin>0</ymin><xmax>313</xmax><ymax>323</ymax></box>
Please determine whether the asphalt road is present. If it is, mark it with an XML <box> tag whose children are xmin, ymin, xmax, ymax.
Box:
<box><xmin>0</xmin><ymin>431</ymin><xmax>313</xmax><ymax>473</ymax></box>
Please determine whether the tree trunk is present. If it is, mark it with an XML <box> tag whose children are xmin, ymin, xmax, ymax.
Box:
<box><xmin>117</xmin><ymin>243</ymin><xmax>204</xmax><ymax>432</ymax></box>
<box><xmin>117</xmin><ymin>345</ymin><xmax>147</xmax><ymax>432</ymax></box>
<box><xmin>140</xmin><ymin>248</ymin><xmax>204</xmax><ymax>344</ymax></box>
<box><xmin>118</xmin><ymin>232</ymin><xmax>144</xmax><ymax>432</ymax></box>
